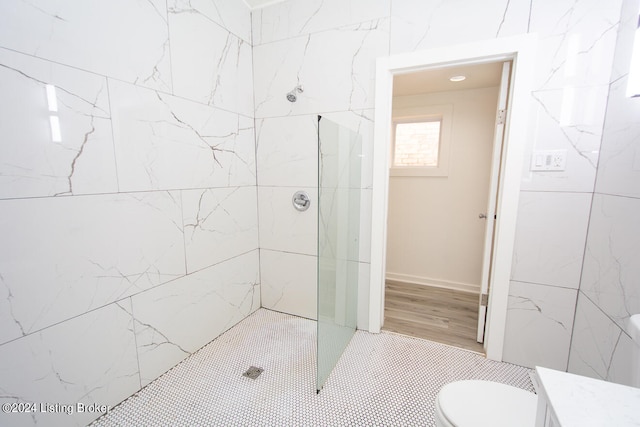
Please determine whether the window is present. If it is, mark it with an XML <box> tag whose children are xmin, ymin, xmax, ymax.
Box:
<box><xmin>390</xmin><ymin>105</ymin><xmax>452</xmax><ymax>177</ymax></box>
<box><xmin>393</xmin><ymin>120</ymin><xmax>441</xmax><ymax>167</ymax></box>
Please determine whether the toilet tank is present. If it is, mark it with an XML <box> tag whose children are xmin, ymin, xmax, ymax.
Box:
<box><xmin>631</xmin><ymin>314</ymin><xmax>640</xmax><ymax>388</ymax></box>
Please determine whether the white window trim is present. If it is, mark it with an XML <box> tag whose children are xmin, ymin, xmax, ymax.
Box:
<box><xmin>390</xmin><ymin>104</ymin><xmax>453</xmax><ymax>177</ymax></box>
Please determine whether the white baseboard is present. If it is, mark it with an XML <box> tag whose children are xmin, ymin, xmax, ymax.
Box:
<box><xmin>385</xmin><ymin>271</ymin><xmax>480</xmax><ymax>294</ymax></box>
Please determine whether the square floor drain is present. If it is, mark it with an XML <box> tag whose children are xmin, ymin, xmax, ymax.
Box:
<box><xmin>242</xmin><ymin>366</ymin><xmax>263</xmax><ymax>380</ymax></box>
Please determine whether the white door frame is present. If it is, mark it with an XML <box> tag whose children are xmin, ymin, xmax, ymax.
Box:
<box><xmin>368</xmin><ymin>34</ymin><xmax>537</xmax><ymax>361</ymax></box>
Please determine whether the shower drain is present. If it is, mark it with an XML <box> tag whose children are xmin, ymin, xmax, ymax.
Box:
<box><xmin>242</xmin><ymin>366</ymin><xmax>264</xmax><ymax>380</ymax></box>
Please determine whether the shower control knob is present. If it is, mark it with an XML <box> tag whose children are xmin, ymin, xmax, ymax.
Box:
<box><xmin>292</xmin><ymin>191</ymin><xmax>310</xmax><ymax>211</ymax></box>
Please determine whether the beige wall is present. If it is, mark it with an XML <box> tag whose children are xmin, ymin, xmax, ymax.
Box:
<box><xmin>386</xmin><ymin>86</ymin><xmax>499</xmax><ymax>292</ymax></box>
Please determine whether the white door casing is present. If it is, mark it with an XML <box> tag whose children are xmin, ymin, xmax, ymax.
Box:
<box><xmin>368</xmin><ymin>34</ymin><xmax>536</xmax><ymax>361</ymax></box>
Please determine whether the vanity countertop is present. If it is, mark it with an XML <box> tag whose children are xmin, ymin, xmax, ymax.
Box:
<box><xmin>535</xmin><ymin>366</ymin><xmax>640</xmax><ymax>427</ymax></box>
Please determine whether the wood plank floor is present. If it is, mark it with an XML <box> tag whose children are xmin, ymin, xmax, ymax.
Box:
<box><xmin>382</xmin><ymin>281</ymin><xmax>484</xmax><ymax>353</ymax></box>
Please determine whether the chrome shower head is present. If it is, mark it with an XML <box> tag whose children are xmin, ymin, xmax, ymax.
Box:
<box><xmin>286</xmin><ymin>85</ymin><xmax>304</xmax><ymax>102</ymax></box>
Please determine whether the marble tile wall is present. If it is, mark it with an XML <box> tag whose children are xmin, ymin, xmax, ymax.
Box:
<box><xmin>253</xmin><ymin>0</ymin><xmax>383</xmax><ymax>323</ymax></box>
<box><xmin>501</xmin><ymin>0</ymin><xmax>622</xmax><ymax>370</ymax></box>
<box><xmin>252</xmin><ymin>0</ymin><xmax>629</xmax><ymax>370</ymax></box>
<box><xmin>389</xmin><ymin>0</ymin><xmax>530</xmax><ymax>53</ymax></box>
<box><xmin>503</xmin><ymin>281</ymin><xmax>578</xmax><ymax>370</ymax></box>
<box><xmin>568</xmin><ymin>0</ymin><xmax>640</xmax><ymax>386</ymax></box>
<box><xmin>0</xmin><ymin>1</ymin><xmax>257</xmax><ymax>426</ymax></box>
<box><xmin>569</xmin><ymin>293</ymin><xmax>637</xmax><ymax>386</ymax></box>
<box><xmin>1</xmin><ymin>2</ymin><xmax>636</xmax><ymax>423</ymax></box>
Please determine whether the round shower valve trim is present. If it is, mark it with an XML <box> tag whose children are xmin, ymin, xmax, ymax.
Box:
<box><xmin>292</xmin><ymin>191</ymin><xmax>310</xmax><ymax>211</ymax></box>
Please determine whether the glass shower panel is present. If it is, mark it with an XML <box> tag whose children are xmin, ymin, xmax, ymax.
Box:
<box><xmin>316</xmin><ymin>116</ymin><xmax>362</xmax><ymax>392</ymax></box>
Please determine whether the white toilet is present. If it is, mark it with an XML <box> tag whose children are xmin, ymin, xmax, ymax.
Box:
<box><xmin>435</xmin><ymin>314</ymin><xmax>640</xmax><ymax>427</ymax></box>
<box><xmin>434</xmin><ymin>379</ymin><xmax>537</xmax><ymax>427</ymax></box>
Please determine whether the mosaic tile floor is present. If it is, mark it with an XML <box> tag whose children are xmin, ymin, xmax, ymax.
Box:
<box><xmin>92</xmin><ymin>309</ymin><xmax>534</xmax><ymax>426</ymax></box>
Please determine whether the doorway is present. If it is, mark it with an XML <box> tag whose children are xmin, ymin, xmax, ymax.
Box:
<box><xmin>382</xmin><ymin>62</ymin><xmax>505</xmax><ymax>353</ymax></box>
<box><xmin>368</xmin><ymin>34</ymin><xmax>537</xmax><ymax>361</ymax></box>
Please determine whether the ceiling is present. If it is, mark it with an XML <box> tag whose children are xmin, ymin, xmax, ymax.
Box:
<box><xmin>393</xmin><ymin>62</ymin><xmax>504</xmax><ymax>96</ymax></box>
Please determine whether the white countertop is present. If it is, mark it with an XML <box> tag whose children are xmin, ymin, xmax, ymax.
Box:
<box><xmin>535</xmin><ymin>367</ymin><xmax>640</xmax><ymax>427</ymax></box>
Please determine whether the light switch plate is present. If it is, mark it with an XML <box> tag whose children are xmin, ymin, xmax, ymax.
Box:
<box><xmin>531</xmin><ymin>150</ymin><xmax>567</xmax><ymax>171</ymax></box>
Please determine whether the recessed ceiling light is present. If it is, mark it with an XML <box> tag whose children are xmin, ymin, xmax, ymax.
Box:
<box><xmin>449</xmin><ymin>75</ymin><xmax>466</xmax><ymax>82</ymax></box>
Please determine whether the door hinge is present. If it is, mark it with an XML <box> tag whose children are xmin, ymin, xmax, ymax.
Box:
<box><xmin>481</xmin><ymin>293</ymin><xmax>489</xmax><ymax>306</ymax></box>
<box><xmin>497</xmin><ymin>109</ymin><xmax>506</xmax><ymax>125</ymax></box>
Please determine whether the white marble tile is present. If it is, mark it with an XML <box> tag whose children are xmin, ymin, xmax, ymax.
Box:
<box><xmin>357</xmin><ymin>189</ymin><xmax>372</xmax><ymax>264</ymax></box>
<box><xmin>609</xmin><ymin>0</ymin><xmax>639</xmax><ymax>84</ymax></box>
<box><xmin>318</xmin><ymin>117</ymin><xmax>365</xmax><ymax>264</ymax></box>
<box><xmin>0</xmin><ymin>192</ymin><xmax>186</xmax><ymax>345</ymax></box>
<box><xmin>182</xmin><ymin>187</ymin><xmax>259</xmax><ymax>273</ymax></box>
<box><xmin>260</xmin><ymin>249</ymin><xmax>317</xmax><ymax>320</ymax></box>
<box><xmin>568</xmin><ymin>293</ymin><xmax>636</xmax><ymax>386</ymax></box>
<box><xmin>169</xmin><ymin>3</ymin><xmax>253</xmax><ymax>116</ymax></box>
<box><xmin>0</xmin><ymin>48</ymin><xmax>117</xmax><ymax>199</ymax></box>
<box><xmin>595</xmin><ymin>77</ymin><xmax>640</xmax><ymax>198</ymax></box>
<box><xmin>606</xmin><ymin>323</ymin><xmax>637</xmax><ymax>387</ymax></box>
<box><xmin>318</xmin><ymin>116</ymin><xmax>363</xmax><ymax>191</ymax></box>
<box><xmin>318</xmin><ymin>187</ymin><xmax>363</xmax><ymax>268</ymax></box>
<box><xmin>169</xmin><ymin>0</ymin><xmax>251</xmax><ymax>43</ymax></box>
<box><xmin>130</xmin><ymin>251</ymin><xmax>260</xmax><ymax>386</ymax></box>
<box><xmin>580</xmin><ymin>194</ymin><xmax>640</xmax><ymax>335</ymax></box>
<box><xmin>256</xmin><ymin>115</ymin><xmax>318</xmax><ymax>187</ymax></box>
<box><xmin>109</xmin><ymin>80</ymin><xmax>256</xmax><ymax>192</ymax></box>
<box><xmin>318</xmin><ymin>257</ymin><xmax>359</xmax><ymax>329</ymax></box>
<box><xmin>256</xmin><ymin>112</ymin><xmax>372</xmax><ymax>260</ymax></box>
<box><xmin>529</xmin><ymin>0</ymin><xmax>622</xmax><ymax>90</ymax></box>
<box><xmin>520</xmin><ymin>86</ymin><xmax>609</xmax><ymax>192</ymax></box>
<box><xmin>253</xmin><ymin>19</ymin><xmax>389</xmax><ymax>118</ymax></box>
<box><xmin>503</xmin><ymin>281</ymin><xmax>577</xmax><ymax>370</ymax></box>
<box><xmin>389</xmin><ymin>0</ymin><xmax>530</xmax><ymax>54</ymax></box>
<box><xmin>258</xmin><ymin>186</ymin><xmax>318</xmax><ymax>256</ymax></box>
<box><xmin>321</xmin><ymin>109</ymin><xmax>375</xmax><ymax>190</ymax></box>
<box><xmin>356</xmin><ymin>261</ymin><xmax>371</xmax><ymax>331</ymax></box>
<box><xmin>252</xmin><ymin>0</ymin><xmax>390</xmax><ymax>45</ymax></box>
<box><xmin>0</xmin><ymin>301</ymin><xmax>139</xmax><ymax>427</ymax></box>
<box><xmin>511</xmin><ymin>191</ymin><xmax>591</xmax><ymax>288</ymax></box>
<box><xmin>256</xmin><ymin>110</ymin><xmax>374</xmax><ymax>188</ymax></box>
<box><xmin>0</xmin><ymin>0</ymin><xmax>172</xmax><ymax>92</ymax></box>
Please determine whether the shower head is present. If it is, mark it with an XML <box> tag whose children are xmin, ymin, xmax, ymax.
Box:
<box><xmin>286</xmin><ymin>85</ymin><xmax>304</xmax><ymax>102</ymax></box>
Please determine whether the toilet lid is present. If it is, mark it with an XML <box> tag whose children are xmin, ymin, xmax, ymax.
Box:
<box><xmin>437</xmin><ymin>380</ymin><xmax>537</xmax><ymax>427</ymax></box>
